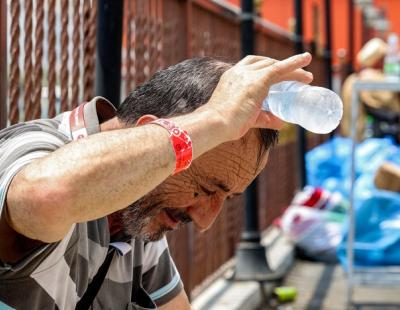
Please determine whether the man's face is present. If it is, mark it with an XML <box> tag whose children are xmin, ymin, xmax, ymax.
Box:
<box><xmin>121</xmin><ymin>129</ymin><xmax>269</xmax><ymax>241</ymax></box>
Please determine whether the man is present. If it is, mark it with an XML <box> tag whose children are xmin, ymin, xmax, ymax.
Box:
<box><xmin>0</xmin><ymin>54</ymin><xmax>312</xmax><ymax>309</ymax></box>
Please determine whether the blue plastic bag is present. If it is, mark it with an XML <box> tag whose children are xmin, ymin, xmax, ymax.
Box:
<box><xmin>306</xmin><ymin>136</ymin><xmax>400</xmax><ymax>267</ymax></box>
<box><xmin>306</xmin><ymin>137</ymin><xmax>398</xmax><ymax>199</ymax></box>
<box><xmin>337</xmin><ymin>191</ymin><xmax>400</xmax><ymax>267</ymax></box>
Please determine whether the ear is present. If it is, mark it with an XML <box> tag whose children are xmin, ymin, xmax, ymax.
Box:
<box><xmin>135</xmin><ymin>114</ymin><xmax>158</xmax><ymax>127</ymax></box>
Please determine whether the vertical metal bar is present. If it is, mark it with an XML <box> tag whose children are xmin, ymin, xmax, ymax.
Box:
<box><xmin>232</xmin><ymin>0</ymin><xmax>277</xmax><ymax>282</ymax></box>
<box><xmin>324</xmin><ymin>0</ymin><xmax>336</xmax><ymax>139</ymax></box>
<box><xmin>89</xmin><ymin>1</ymin><xmax>98</xmax><ymax>98</ymax></box>
<box><xmin>9</xmin><ymin>0</ymin><xmax>20</xmax><ymax>125</ymax></box>
<box><xmin>242</xmin><ymin>180</ymin><xmax>260</xmax><ymax>240</ymax></box>
<box><xmin>240</xmin><ymin>0</ymin><xmax>253</xmax><ymax>58</ymax></box>
<box><xmin>83</xmin><ymin>0</ymin><xmax>97</xmax><ymax>102</ymax></box>
<box><xmin>134</xmin><ymin>1</ymin><xmax>146</xmax><ymax>86</ymax></box>
<box><xmin>24</xmin><ymin>0</ymin><xmax>34</xmax><ymax>120</ymax></box>
<box><xmin>149</xmin><ymin>0</ymin><xmax>155</xmax><ymax>76</ymax></box>
<box><xmin>32</xmin><ymin>0</ymin><xmax>44</xmax><ymax>119</ymax></box>
<box><xmin>71</xmin><ymin>0</ymin><xmax>81</xmax><ymax>108</ymax></box>
<box><xmin>143</xmin><ymin>0</ymin><xmax>150</xmax><ymax>80</ymax></box>
<box><xmin>60</xmin><ymin>0</ymin><xmax>70</xmax><ymax>112</ymax></box>
<box><xmin>156</xmin><ymin>0</ymin><xmax>163</xmax><ymax>70</ymax></box>
<box><xmin>295</xmin><ymin>0</ymin><xmax>307</xmax><ymax>188</ymax></box>
<box><xmin>347</xmin><ymin>0</ymin><xmax>354</xmax><ymax>75</ymax></box>
<box><xmin>294</xmin><ymin>0</ymin><xmax>303</xmax><ymax>55</ymax></box>
<box><xmin>241</xmin><ymin>0</ymin><xmax>257</xmax><ymax>237</ymax></box>
<box><xmin>95</xmin><ymin>0</ymin><xmax>123</xmax><ymax>107</ymax></box>
<box><xmin>324</xmin><ymin>0</ymin><xmax>332</xmax><ymax>90</ymax></box>
<box><xmin>47</xmin><ymin>0</ymin><xmax>57</xmax><ymax>118</ymax></box>
<box><xmin>125</xmin><ymin>0</ymin><xmax>133</xmax><ymax>97</ymax></box>
<box><xmin>347</xmin><ymin>83</ymin><xmax>359</xmax><ymax>308</ymax></box>
<box><xmin>0</xmin><ymin>0</ymin><xmax>7</xmax><ymax>129</ymax></box>
<box><xmin>186</xmin><ymin>0</ymin><xmax>193</xmax><ymax>59</ymax></box>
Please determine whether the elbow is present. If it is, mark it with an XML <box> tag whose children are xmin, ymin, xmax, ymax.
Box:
<box><xmin>7</xmin><ymin>171</ymin><xmax>75</xmax><ymax>243</ymax></box>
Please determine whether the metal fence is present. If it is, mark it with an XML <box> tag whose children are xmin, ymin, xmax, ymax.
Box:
<box><xmin>1</xmin><ymin>0</ymin><xmax>328</xmax><ymax>297</ymax></box>
<box><xmin>4</xmin><ymin>0</ymin><xmax>97</xmax><ymax>125</ymax></box>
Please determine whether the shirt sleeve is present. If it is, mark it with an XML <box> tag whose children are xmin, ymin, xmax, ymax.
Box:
<box><xmin>141</xmin><ymin>237</ymin><xmax>183</xmax><ymax>306</ymax></box>
<box><xmin>0</xmin><ymin>126</ymin><xmax>68</xmax><ymax>275</ymax></box>
<box><xmin>0</xmin><ymin>128</ymin><xmax>66</xmax><ymax>218</ymax></box>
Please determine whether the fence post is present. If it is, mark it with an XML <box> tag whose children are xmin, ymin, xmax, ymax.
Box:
<box><xmin>232</xmin><ymin>0</ymin><xmax>281</xmax><ymax>283</ymax></box>
<box><xmin>95</xmin><ymin>0</ymin><xmax>124</xmax><ymax>108</ymax></box>
<box><xmin>347</xmin><ymin>0</ymin><xmax>354</xmax><ymax>75</ymax></box>
<box><xmin>294</xmin><ymin>0</ymin><xmax>307</xmax><ymax>188</ymax></box>
<box><xmin>0</xmin><ymin>0</ymin><xmax>7</xmax><ymax>129</ymax></box>
<box><xmin>324</xmin><ymin>0</ymin><xmax>333</xmax><ymax>90</ymax></box>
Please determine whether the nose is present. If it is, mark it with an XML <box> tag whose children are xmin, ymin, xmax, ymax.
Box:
<box><xmin>187</xmin><ymin>194</ymin><xmax>226</xmax><ymax>231</ymax></box>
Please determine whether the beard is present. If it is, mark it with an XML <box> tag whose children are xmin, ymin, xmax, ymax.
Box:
<box><xmin>120</xmin><ymin>196</ymin><xmax>192</xmax><ymax>242</ymax></box>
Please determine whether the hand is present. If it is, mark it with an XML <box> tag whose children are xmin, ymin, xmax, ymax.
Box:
<box><xmin>206</xmin><ymin>53</ymin><xmax>313</xmax><ymax>140</ymax></box>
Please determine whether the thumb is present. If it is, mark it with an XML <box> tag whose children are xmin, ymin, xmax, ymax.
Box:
<box><xmin>254</xmin><ymin>112</ymin><xmax>285</xmax><ymax>130</ymax></box>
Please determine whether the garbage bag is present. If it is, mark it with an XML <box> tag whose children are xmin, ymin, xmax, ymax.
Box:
<box><xmin>280</xmin><ymin>186</ymin><xmax>348</xmax><ymax>262</ymax></box>
<box><xmin>306</xmin><ymin>136</ymin><xmax>398</xmax><ymax>198</ymax></box>
<box><xmin>306</xmin><ymin>136</ymin><xmax>400</xmax><ymax>267</ymax></box>
<box><xmin>281</xmin><ymin>205</ymin><xmax>345</xmax><ymax>263</ymax></box>
<box><xmin>337</xmin><ymin>190</ymin><xmax>400</xmax><ymax>267</ymax></box>
<box><xmin>306</xmin><ymin>137</ymin><xmax>352</xmax><ymax>190</ymax></box>
<box><xmin>291</xmin><ymin>185</ymin><xmax>348</xmax><ymax>214</ymax></box>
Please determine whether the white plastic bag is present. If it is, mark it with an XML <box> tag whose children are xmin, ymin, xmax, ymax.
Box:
<box><xmin>281</xmin><ymin>205</ymin><xmax>344</xmax><ymax>261</ymax></box>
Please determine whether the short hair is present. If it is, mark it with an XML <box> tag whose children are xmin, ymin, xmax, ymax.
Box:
<box><xmin>117</xmin><ymin>57</ymin><xmax>278</xmax><ymax>157</ymax></box>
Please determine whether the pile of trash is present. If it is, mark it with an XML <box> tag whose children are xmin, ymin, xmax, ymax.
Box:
<box><xmin>280</xmin><ymin>136</ymin><xmax>400</xmax><ymax>265</ymax></box>
<box><xmin>280</xmin><ymin>186</ymin><xmax>348</xmax><ymax>262</ymax></box>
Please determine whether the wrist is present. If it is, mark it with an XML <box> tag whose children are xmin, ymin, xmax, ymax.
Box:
<box><xmin>149</xmin><ymin>119</ymin><xmax>193</xmax><ymax>175</ymax></box>
<box><xmin>180</xmin><ymin>108</ymin><xmax>230</xmax><ymax>154</ymax></box>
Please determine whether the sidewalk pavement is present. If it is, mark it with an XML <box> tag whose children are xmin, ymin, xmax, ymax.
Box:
<box><xmin>192</xmin><ymin>227</ymin><xmax>400</xmax><ymax>310</ymax></box>
<box><xmin>192</xmin><ymin>227</ymin><xmax>294</xmax><ymax>310</ymax></box>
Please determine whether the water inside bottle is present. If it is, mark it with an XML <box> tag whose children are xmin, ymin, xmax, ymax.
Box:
<box><xmin>266</xmin><ymin>90</ymin><xmax>299</xmax><ymax>120</ymax></box>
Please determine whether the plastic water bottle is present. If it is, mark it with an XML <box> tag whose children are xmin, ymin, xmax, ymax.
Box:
<box><xmin>262</xmin><ymin>81</ymin><xmax>343</xmax><ymax>134</ymax></box>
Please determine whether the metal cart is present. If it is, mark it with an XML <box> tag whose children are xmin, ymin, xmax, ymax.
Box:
<box><xmin>347</xmin><ymin>79</ymin><xmax>400</xmax><ymax>307</ymax></box>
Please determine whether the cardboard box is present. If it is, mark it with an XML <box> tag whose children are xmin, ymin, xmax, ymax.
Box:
<box><xmin>374</xmin><ymin>162</ymin><xmax>400</xmax><ymax>192</ymax></box>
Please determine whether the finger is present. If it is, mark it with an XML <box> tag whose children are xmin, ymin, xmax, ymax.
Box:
<box><xmin>254</xmin><ymin>112</ymin><xmax>285</xmax><ymax>130</ymax></box>
<box><xmin>280</xmin><ymin>69</ymin><xmax>313</xmax><ymax>84</ymax></box>
<box><xmin>248</xmin><ymin>58</ymin><xmax>276</xmax><ymax>70</ymax></box>
<box><xmin>237</xmin><ymin>55</ymin><xmax>272</xmax><ymax>65</ymax></box>
<box><xmin>260</xmin><ymin>52</ymin><xmax>312</xmax><ymax>85</ymax></box>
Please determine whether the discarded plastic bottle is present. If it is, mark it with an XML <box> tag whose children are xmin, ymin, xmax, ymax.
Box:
<box><xmin>262</xmin><ymin>81</ymin><xmax>343</xmax><ymax>134</ymax></box>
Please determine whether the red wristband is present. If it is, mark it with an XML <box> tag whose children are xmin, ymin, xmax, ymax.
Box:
<box><xmin>150</xmin><ymin>119</ymin><xmax>193</xmax><ymax>175</ymax></box>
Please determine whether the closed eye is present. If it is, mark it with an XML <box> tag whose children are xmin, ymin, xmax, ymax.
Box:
<box><xmin>199</xmin><ymin>185</ymin><xmax>216</xmax><ymax>196</ymax></box>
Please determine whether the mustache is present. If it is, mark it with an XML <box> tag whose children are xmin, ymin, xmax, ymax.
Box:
<box><xmin>164</xmin><ymin>207</ymin><xmax>192</xmax><ymax>223</ymax></box>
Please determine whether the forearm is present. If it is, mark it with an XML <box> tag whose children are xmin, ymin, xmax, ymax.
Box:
<box><xmin>7</xmin><ymin>109</ymin><xmax>227</xmax><ymax>242</ymax></box>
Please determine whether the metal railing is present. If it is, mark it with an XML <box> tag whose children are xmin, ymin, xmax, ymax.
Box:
<box><xmin>5</xmin><ymin>0</ymin><xmax>97</xmax><ymax>124</ymax></box>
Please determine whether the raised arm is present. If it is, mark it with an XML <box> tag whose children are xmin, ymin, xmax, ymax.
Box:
<box><xmin>5</xmin><ymin>53</ymin><xmax>312</xmax><ymax>243</ymax></box>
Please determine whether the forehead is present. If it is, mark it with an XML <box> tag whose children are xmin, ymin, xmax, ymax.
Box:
<box><xmin>183</xmin><ymin>129</ymin><xmax>268</xmax><ymax>192</ymax></box>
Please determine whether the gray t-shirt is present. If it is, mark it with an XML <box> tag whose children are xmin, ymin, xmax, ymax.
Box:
<box><xmin>0</xmin><ymin>97</ymin><xmax>182</xmax><ymax>309</ymax></box>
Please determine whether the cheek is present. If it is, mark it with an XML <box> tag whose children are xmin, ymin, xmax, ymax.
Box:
<box><xmin>187</xmin><ymin>195</ymin><xmax>226</xmax><ymax>231</ymax></box>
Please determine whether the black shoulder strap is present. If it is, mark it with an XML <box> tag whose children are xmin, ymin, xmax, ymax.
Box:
<box><xmin>76</xmin><ymin>249</ymin><xmax>115</xmax><ymax>310</ymax></box>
